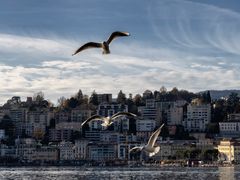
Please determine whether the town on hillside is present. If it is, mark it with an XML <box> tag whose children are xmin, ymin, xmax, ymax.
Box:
<box><xmin>0</xmin><ymin>88</ymin><xmax>240</xmax><ymax>166</ymax></box>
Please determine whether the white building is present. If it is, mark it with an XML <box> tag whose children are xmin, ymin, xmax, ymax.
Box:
<box><xmin>74</xmin><ymin>140</ymin><xmax>89</xmax><ymax>160</ymax></box>
<box><xmin>183</xmin><ymin>103</ymin><xmax>211</xmax><ymax>132</ymax></box>
<box><xmin>219</xmin><ymin>122</ymin><xmax>240</xmax><ymax>137</ymax></box>
<box><xmin>166</xmin><ymin>106</ymin><xmax>183</xmax><ymax>125</ymax></box>
<box><xmin>138</xmin><ymin>99</ymin><xmax>157</xmax><ymax>121</ymax></box>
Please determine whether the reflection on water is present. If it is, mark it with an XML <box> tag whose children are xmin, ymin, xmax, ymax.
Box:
<box><xmin>219</xmin><ymin>166</ymin><xmax>235</xmax><ymax>180</ymax></box>
<box><xmin>0</xmin><ymin>166</ymin><xmax>239</xmax><ymax>180</ymax></box>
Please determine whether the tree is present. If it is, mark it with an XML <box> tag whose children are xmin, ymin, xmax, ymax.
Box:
<box><xmin>170</xmin><ymin>87</ymin><xmax>179</xmax><ymax>95</ymax></box>
<box><xmin>190</xmin><ymin>149</ymin><xmax>201</xmax><ymax>159</ymax></box>
<box><xmin>227</xmin><ymin>92</ymin><xmax>240</xmax><ymax>113</ymax></box>
<box><xmin>67</xmin><ymin>97</ymin><xmax>78</xmax><ymax>109</ymax></box>
<box><xmin>89</xmin><ymin>90</ymin><xmax>99</xmax><ymax>106</ymax></box>
<box><xmin>202</xmin><ymin>91</ymin><xmax>212</xmax><ymax>103</ymax></box>
<box><xmin>33</xmin><ymin>91</ymin><xmax>44</xmax><ymax>103</ymax></box>
<box><xmin>133</xmin><ymin>94</ymin><xmax>144</xmax><ymax>106</ymax></box>
<box><xmin>33</xmin><ymin>129</ymin><xmax>44</xmax><ymax>140</ymax></box>
<box><xmin>0</xmin><ymin>115</ymin><xmax>15</xmax><ymax>138</ymax></box>
<box><xmin>206</xmin><ymin>123</ymin><xmax>219</xmax><ymax>134</ymax></box>
<box><xmin>153</xmin><ymin>91</ymin><xmax>160</xmax><ymax>99</ymax></box>
<box><xmin>175</xmin><ymin>150</ymin><xmax>185</xmax><ymax>159</ymax></box>
<box><xmin>202</xmin><ymin>149</ymin><xmax>218</xmax><ymax>161</ymax></box>
<box><xmin>57</xmin><ymin>96</ymin><xmax>67</xmax><ymax>109</ymax></box>
<box><xmin>126</xmin><ymin>97</ymin><xmax>138</xmax><ymax>114</ymax></box>
<box><xmin>212</xmin><ymin>99</ymin><xmax>228</xmax><ymax>122</ymax></box>
<box><xmin>82</xmin><ymin>95</ymin><xmax>89</xmax><ymax>105</ymax></box>
<box><xmin>160</xmin><ymin>86</ymin><xmax>167</xmax><ymax>94</ymax></box>
<box><xmin>75</xmin><ymin>89</ymin><xmax>84</xmax><ymax>104</ymax></box>
<box><xmin>143</xmin><ymin>90</ymin><xmax>153</xmax><ymax>99</ymax></box>
<box><xmin>117</xmin><ymin>90</ymin><xmax>126</xmax><ymax>104</ymax></box>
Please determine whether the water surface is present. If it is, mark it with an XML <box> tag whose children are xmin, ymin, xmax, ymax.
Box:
<box><xmin>0</xmin><ymin>166</ymin><xmax>239</xmax><ymax>180</ymax></box>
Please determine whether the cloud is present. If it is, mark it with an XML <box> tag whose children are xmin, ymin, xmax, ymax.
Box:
<box><xmin>148</xmin><ymin>0</ymin><xmax>240</xmax><ymax>55</ymax></box>
<box><xmin>0</xmin><ymin>0</ymin><xmax>240</xmax><ymax>104</ymax></box>
<box><xmin>0</xmin><ymin>48</ymin><xmax>240</xmax><ymax>105</ymax></box>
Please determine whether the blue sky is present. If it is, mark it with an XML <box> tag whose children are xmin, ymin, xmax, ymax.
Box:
<box><xmin>0</xmin><ymin>0</ymin><xmax>240</xmax><ymax>104</ymax></box>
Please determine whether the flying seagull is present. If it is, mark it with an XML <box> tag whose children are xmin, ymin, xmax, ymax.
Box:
<box><xmin>72</xmin><ymin>31</ymin><xmax>130</xmax><ymax>55</ymax></box>
<box><xmin>81</xmin><ymin>112</ymin><xmax>136</xmax><ymax>127</ymax></box>
<box><xmin>129</xmin><ymin>124</ymin><xmax>165</xmax><ymax>157</ymax></box>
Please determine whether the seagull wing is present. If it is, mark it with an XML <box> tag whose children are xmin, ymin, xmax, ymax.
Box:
<box><xmin>111</xmin><ymin>112</ymin><xmax>137</xmax><ymax>120</ymax></box>
<box><xmin>72</xmin><ymin>42</ymin><xmax>102</xmax><ymax>55</ymax></box>
<box><xmin>147</xmin><ymin>124</ymin><xmax>164</xmax><ymax>148</ymax></box>
<box><xmin>81</xmin><ymin>115</ymin><xmax>103</xmax><ymax>126</ymax></box>
<box><xmin>107</xmin><ymin>31</ymin><xmax>130</xmax><ymax>44</ymax></box>
<box><xmin>129</xmin><ymin>146</ymin><xmax>143</xmax><ymax>154</ymax></box>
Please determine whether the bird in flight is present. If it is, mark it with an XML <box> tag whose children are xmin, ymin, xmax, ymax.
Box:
<box><xmin>129</xmin><ymin>124</ymin><xmax>165</xmax><ymax>157</ymax></box>
<box><xmin>72</xmin><ymin>31</ymin><xmax>130</xmax><ymax>55</ymax></box>
<box><xmin>81</xmin><ymin>112</ymin><xmax>136</xmax><ymax>127</ymax></box>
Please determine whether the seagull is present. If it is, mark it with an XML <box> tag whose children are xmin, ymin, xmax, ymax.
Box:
<box><xmin>72</xmin><ymin>31</ymin><xmax>130</xmax><ymax>55</ymax></box>
<box><xmin>129</xmin><ymin>124</ymin><xmax>165</xmax><ymax>157</ymax></box>
<box><xmin>81</xmin><ymin>112</ymin><xmax>136</xmax><ymax>127</ymax></box>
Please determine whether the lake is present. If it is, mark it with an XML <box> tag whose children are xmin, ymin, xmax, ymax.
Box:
<box><xmin>0</xmin><ymin>166</ymin><xmax>239</xmax><ymax>180</ymax></box>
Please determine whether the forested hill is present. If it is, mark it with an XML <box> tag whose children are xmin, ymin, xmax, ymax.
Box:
<box><xmin>200</xmin><ymin>90</ymin><xmax>240</xmax><ymax>100</ymax></box>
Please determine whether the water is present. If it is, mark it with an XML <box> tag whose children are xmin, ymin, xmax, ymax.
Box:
<box><xmin>0</xmin><ymin>166</ymin><xmax>239</xmax><ymax>180</ymax></box>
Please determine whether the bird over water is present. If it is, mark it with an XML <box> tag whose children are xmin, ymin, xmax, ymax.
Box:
<box><xmin>130</xmin><ymin>124</ymin><xmax>165</xmax><ymax>157</ymax></box>
<box><xmin>72</xmin><ymin>31</ymin><xmax>130</xmax><ymax>55</ymax></box>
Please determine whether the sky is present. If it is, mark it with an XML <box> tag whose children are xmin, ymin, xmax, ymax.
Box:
<box><xmin>0</xmin><ymin>0</ymin><xmax>240</xmax><ymax>105</ymax></box>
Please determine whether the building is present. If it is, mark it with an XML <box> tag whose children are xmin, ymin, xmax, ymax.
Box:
<box><xmin>138</xmin><ymin>99</ymin><xmax>157</xmax><ymax>121</ymax></box>
<box><xmin>218</xmin><ymin>139</ymin><xmax>234</xmax><ymax>163</ymax></box>
<box><xmin>136</xmin><ymin>119</ymin><xmax>156</xmax><ymax>132</ymax></box>
<box><xmin>9</xmin><ymin>108</ymin><xmax>27</xmax><ymax>136</ymax></box>
<box><xmin>0</xmin><ymin>144</ymin><xmax>16</xmax><ymax>158</ymax></box>
<box><xmin>97</xmin><ymin>103</ymin><xmax>128</xmax><ymax>117</ymax></box>
<box><xmin>118</xmin><ymin>143</ymin><xmax>141</xmax><ymax>160</ymax></box>
<box><xmin>183</xmin><ymin>103</ymin><xmax>211</xmax><ymax>132</ymax></box>
<box><xmin>88</xmin><ymin>143</ymin><xmax>117</xmax><ymax>161</ymax></box>
<box><xmin>32</xmin><ymin>146</ymin><xmax>59</xmax><ymax>162</ymax></box>
<box><xmin>155</xmin><ymin>143</ymin><xmax>172</xmax><ymax>160</ymax></box>
<box><xmin>27</xmin><ymin>110</ymin><xmax>50</xmax><ymax>125</ymax></box>
<box><xmin>15</xmin><ymin>138</ymin><xmax>37</xmax><ymax>162</ymax></box>
<box><xmin>59</xmin><ymin>141</ymin><xmax>75</xmax><ymax>161</ymax></box>
<box><xmin>219</xmin><ymin>122</ymin><xmax>240</xmax><ymax>137</ymax></box>
<box><xmin>55</xmin><ymin>111</ymin><xmax>70</xmax><ymax>124</ymax></box>
<box><xmin>97</xmin><ymin>94</ymin><xmax>112</xmax><ymax>104</ymax></box>
<box><xmin>49</xmin><ymin>129</ymin><xmax>74</xmax><ymax>142</ymax></box>
<box><xmin>71</xmin><ymin>109</ymin><xmax>91</xmax><ymax>122</ymax></box>
<box><xmin>84</xmin><ymin>130</ymin><xmax>101</xmax><ymax>142</ymax></box>
<box><xmin>228</xmin><ymin>113</ymin><xmax>240</xmax><ymax>121</ymax></box>
<box><xmin>74</xmin><ymin>139</ymin><xmax>89</xmax><ymax>160</ymax></box>
<box><xmin>89</xmin><ymin>103</ymin><xmax>128</xmax><ymax>130</ymax></box>
<box><xmin>217</xmin><ymin>139</ymin><xmax>240</xmax><ymax>163</ymax></box>
<box><xmin>166</xmin><ymin>106</ymin><xmax>183</xmax><ymax>125</ymax></box>
<box><xmin>56</xmin><ymin>122</ymin><xmax>82</xmax><ymax>132</ymax></box>
<box><xmin>0</xmin><ymin>129</ymin><xmax>5</xmax><ymax>139</ymax></box>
